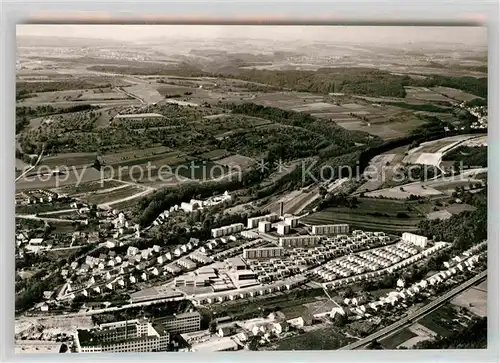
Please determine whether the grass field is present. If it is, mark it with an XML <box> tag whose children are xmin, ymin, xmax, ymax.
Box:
<box><xmin>275</xmin><ymin>328</ymin><xmax>353</xmax><ymax>350</ymax></box>
<box><xmin>41</xmin><ymin>152</ymin><xmax>98</xmax><ymax>169</ymax></box>
<box><xmin>80</xmin><ymin>185</ymin><xmax>145</xmax><ymax>205</ymax></box>
<box><xmin>380</xmin><ymin>328</ymin><xmax>418</xmax><ymax>349</ymax></box>
<box><xmin>431</xmin><ymin>87</ymin><xmax>483</xmax><ymax>102</ymax></box>
<box><xmin>301</xmin><ymin>198</ymin><xmax>423</xmax><ymax>233</ymax></box>
<box><xmin>404</xmin><ymin>86</ymin><xmax>453</xmax><ymax>103</ymax></box>
<box><xmin>417</xmin><ymin>305</ymin><xmax>460</xmax><ymax>338</ymax></box>
<box><xmin>215</xmin><ymin>154</ymin><xmax>257</xmax><ymax>170</ymax></box>
<box><xmin>101</xmin><ymin>146</ymin><xmax>172</xmax><ymax>165</ymax></box>
<box><xmin>54</xmin><ymin>179</ymin><xmax>125</xmax><ymax>195</ymax></box>
<box><xmin>198</xmin><ymin>149</ymin><xmax>232</xmax><ymax>161</ymax></box>
<box><xmin>451</xmin><ymin>284</ymin><xmax>487</xmax><ymax>318</ymax></box>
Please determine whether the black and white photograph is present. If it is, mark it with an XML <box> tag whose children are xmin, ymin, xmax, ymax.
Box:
<box><xmin>14</xmin><ymin>23</ymin><xmax>488</xmax><ymax>354</ymax></box>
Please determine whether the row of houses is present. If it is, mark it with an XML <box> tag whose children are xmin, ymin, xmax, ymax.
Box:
<box><xmin>318</xmin><ymin>242</ymin><xmax>448</xmax><ymax>287</ymax></box>
<box><xmin>16</xmin><ymin>189</ymin><xmax>62</xmax><ymax>205</ymax></box>
<box><xmin>340</xmin><ymin>253</ymin><xmax>484</xmax><ymax>316</ymax></box>
<box><xmin>192</xmin><ymin>276</ymin><xmax>307</xmax><ymax>305</ymax></box>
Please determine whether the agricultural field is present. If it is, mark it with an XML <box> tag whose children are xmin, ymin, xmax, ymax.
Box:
<box><xmin>16</xmin><ymin>166</ymin><xmax>103</xmax><ymax>191</ymax></box>
<box><xmin>380</xmin><ymin>328</ymin><xmax>418</xmax><ymax>349</ymax></box>
<box><xmin>41</xmin><ymin>152</ymin><xmax>97</xmax><ymax>169</ymax></box>
<box><xmin>214</xmin><ymin>154</ymin><xmax>257</xmax><ymax>170</ymax></box>
<box><xmin>310</xmin><ymin>102</ymin><xmax>427</xmax><ymax>140</ymax></box>
<box><xmin>198</xmin><ymin>149</ymin><xmax>232</xmax><ymax>161</ymax></box>
<box><xmin>431</xmin><ymin>87</ymin><xmax>484</xmax><ymax>102</ymax></box>
<box><xmin>53</xmin><ymin>179</ymin><xmax>128</xmax><ymax>196</ymax></box>
<box><xmin>274</xmin><ymin>327</ymin><xmax>354</xmax><ymax>350</ymax></box>
<box><xmin>18</xmin><ymin>88</ymin><xmax>131</xmax><ymax>105</ymax></box>
<box><xmin>100</xmin><ymin>146</ymin><xmax>172</xmax><ymax>165</ymax></box>
<box><xmin>301</xmin><ymin>198</ymin><xmax>424</xmax><ymax>233</ymax></box>
<box><xmin>80</xmin><ymin>185</ymin><xmax>147</xmax><ymax>206</ymax></box>
<box><xmin>403</xmin><ymin>86</ymin><xmax>454</xmax><ymax>103</ymax></box>
<box><xmin>450</xmin><ymin>281</ymin><xmax>487</xmax><ymax>318</ymax></box>
<box><xmin>123</xmin><ymin>84</ymin><xmax>164</xmax><ymax>104</ymax></box>
<box><xmin>416</xmin><ymin>304</ymin><xmax>470</xmax><ymax>339</ymax></box>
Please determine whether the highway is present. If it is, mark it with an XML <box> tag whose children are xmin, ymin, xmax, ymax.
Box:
<box><xmin>338</xmin><ymin>270</ymin><xmax>487</xmax><ymax>350</ymax></box>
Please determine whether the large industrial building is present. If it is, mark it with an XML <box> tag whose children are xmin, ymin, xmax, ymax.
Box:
<box><xmin>243</xmin><ymin>247</ymin><xmax>285</xmax><ymax>260</ymax></box>
<box><xmin>311</xmin><ymin>224</ymin><xmax>349</xmax><ymax>235</ymax></box>
<box><xmin>278</xmin><ymin>235</ymin><xmax>320</xmax><ymax>248</ymax></box>
<box><xmin>402</xmin><ymin>232</ymin><xmax>428</xmax><ymax>248</ymax></box>
<box><xmin>153</xmin><ymin>311</ymin><xmax>201</xmax><ymax>334</ymax></box>
<box><xmin>75</xmin><ymin>318</ymin><xmax>170</xmax><ymax>353</ymax></box>
<box><xmin>247</xmin><ymin>213</ymin><xmax>278</xmax><ymax>229</ymax></box>
<box><xmin>211</xmin><ymin>223</ymin><xmax>244</xmax><ymax>238</ymax></box>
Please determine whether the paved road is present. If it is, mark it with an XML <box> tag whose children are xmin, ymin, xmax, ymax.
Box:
<box><xmin>15</xmin><ymin>147</ymin><xmax>44</xmax><ymax>182</ymax></box>
<box><xmin>338</xmin><ymin>269</ymin><xmax>487</xmax><ymax>350</ymax></box>
<box><xmin>15</xmin><ymin>214</ymin><xmax>81</xmax><ymax>223</ymax></box>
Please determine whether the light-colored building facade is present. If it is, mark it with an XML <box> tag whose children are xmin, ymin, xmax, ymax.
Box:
<box><xmin>155</xmin><ymin>311</ymin><xmax>201</xmax><ymax>334</ymax></box>
<box><xmin>311</xmin><ymin>224</ymin><xmax>349</xmax><ymax>235</ymax></box>
<box><xmin>75</xmin><ymin>318</ymin><xmax>169</xmax><ymax>353</ymax></box>
<box><xmin>276</xmin><ymin>222</ymin><xmax>291</xmax><ymax>235</ymax></box>
<box><xmin>247</xmin><ymin>214</ymin><xmax>278</xmax><ymax>229</ymax></box>
<box><xmin>243</xmin><ymin>247</ymin><xmax>285</xmax><ymax>260</ymax></box>
<box><xmin>402</xmin><ymin>232</ymin><xmax>428</xmax><ymax>248</ymax></box>
<box><xmin>211</xmin><ymin>223</ymin><xmax>244</xmax><ymax>238</ymax></box>
<box><xmin>278</xmin><ymin>236</ymin><xmax>320</xmax><ymax>248</ymax></box>
<box><xmin>258</xmin><ymin>221</ymin><xmax>271</xmax><ymax>233</ymax></box>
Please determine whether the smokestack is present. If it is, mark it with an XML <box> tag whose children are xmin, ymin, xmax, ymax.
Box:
<box><xmin>279</xmin><ymin>202</ymin><xmax>284</xmax><ymax>217</ymax></box>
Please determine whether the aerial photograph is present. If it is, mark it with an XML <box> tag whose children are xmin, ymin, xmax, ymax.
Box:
<box><xmin>14</xmin><ymin>24</ymin><xmax>487</xmax><ymax>353</ymax></box>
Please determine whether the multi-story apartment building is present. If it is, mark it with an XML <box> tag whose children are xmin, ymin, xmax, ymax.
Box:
<box><xmin>211</xmin><ymin>223</ymin><xmax>244</xmax><ymax>238</ymax></box>
<box><xmin>247</xmin><ymin>213</ymin><xmax>278</xmax><ymax>229</ymax></box>
<box><xmin>311</xmin><ymin>224</ymin><xmax>349</xmax><ymax>235</ymax></box>
<box><xmin>243</xmin><ymin>247</ymin><xmax>285</xmax><ymax>260</ymax></box>
<box><xmin>278</xmin><ymin>236</ymin><xmax>320</xmax><ymax>248</ymax></box>
<box><xmin>402</xmin><ymin>232</ymin><xmax>428</xmax><ymax>248</ymax></box>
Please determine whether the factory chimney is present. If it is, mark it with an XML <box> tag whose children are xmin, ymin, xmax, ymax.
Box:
<box><xmin>279</xmin><ymin>202</ymin><xmax>284</xmax><ymax>217</ymax></box>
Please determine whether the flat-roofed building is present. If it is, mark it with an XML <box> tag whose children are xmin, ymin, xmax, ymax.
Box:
<box><xmin>247</xmin><ymin>213</ymin><xmax>278</xmax><ymax>229</ymax></box>
<box><xmin>154</xmin><ymin>311</ymin><xmax>201</xmax><ymax>334</ymax></box>
<box><xmin>74</xmin><ymin>318</ymin><xmax>169</xmax><ymax>353</ymax></box>
<box><xmin>276</xmin><ymin>222</ymin><xmax>291</xmax><ymax>236</ymax></box>
<box><xmin>227</xmin><ymin>256</ymin><xmax>248</xmax><ymax>270</ymax></box>
<box><xmin>402</xmin><ymin>232</ymin><xmax>428</xmax><ymax>248</ymax></box>
<box><xmin>311</xmin><ymin>224</ymin><xmax>349</xmax><ymax>235</ymax></box>
<box><xmin>243</xmin><ymin>247</ymin><xmax>285</xmax><ymax>260</ymax></box>
<box><xmin>258</xmin><ymin>221</ymin><xmax>271</xmax><ymax>233</ymax></box>
<box><xmin>211</xmin><ymin>223</ymin><xmax>244</xmax><ymax>238</ymax></box>
<box><xmin>284</xmin><ymin>216</ymin><xmax>300</xmax><ymax>228</ymax></box>
<box><xmin>278</xmin><ymin>235</ymin><xmax>320</xmax><ymax>248</ymax></box>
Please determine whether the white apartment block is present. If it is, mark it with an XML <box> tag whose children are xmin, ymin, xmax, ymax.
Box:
<box><xmin>258</xmin><ymin>221</ymin><xmax>271</xmax><ymax>233</ymax></box>
<box><xmin>243</xmin><ymin>247</ymin><xmax>285</xmax><ymax>260</ymax></box>
<box><xmin>284</xmin><ymin>216</ymin><xmax>300</xmax><ymax>228</ymax></box>
<box><xmin>211</xmin><ymin>223</ymin><xmax>244</xmax><ymax>238</ymax></box>
<box><xmin>278</xmin><ymin>236</ymin><xmax>320</xmax><ymax>248</ymax></box>
<box><xmin>276</xmin><ymin>222</ymin><xmax>291</xmax><ymax>235</ymax></box>
<box><xmin>402</xmin><ymin>232</ymin><xmax>428</xmax><ymax>248</ymax></box>
<box><xmin>247</xmin><ymin>213</ymin><xmax>278</xmax><ymax>229</ymax></box>
<box><xmin>311</xmin><ymin>224</ymin><xmax>349</xmax><ymax>235</ymax></box>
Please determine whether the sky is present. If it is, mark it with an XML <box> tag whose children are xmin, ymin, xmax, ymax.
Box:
<box><xmin>16</xmin><ymin>25</ymin><xmax>487</xmax><ymax>46</ymax></box>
